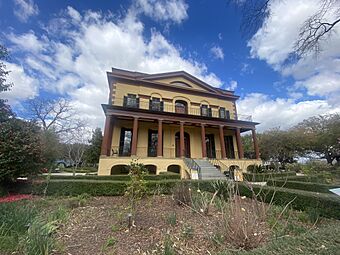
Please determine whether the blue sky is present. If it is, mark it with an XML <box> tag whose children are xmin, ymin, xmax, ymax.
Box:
<box><xmin>1</xmin><ymin>0</ymin><xmax>339</xmax><ymax>131</ymax></box>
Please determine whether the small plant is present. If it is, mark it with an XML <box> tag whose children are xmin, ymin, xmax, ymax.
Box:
<box><xmin>163</xmin><ymin>235</ymin><xmax>175</xmax><ymax>255</ymax></box>
<box><xmin>48</xmin><ymin>206</ymin><xmax>68</xmax><ymax>223</ymax></box>
<box><xmin>181</xmin><ymin>224</ymin><xmax>194</xmax><ymax>239</ymax></box>
<box><xmin>105</xmin><ymin>237</ymin><xmax>117</xmax><ymax>248</ymax></box>
<box><xmin>172</xmin><ymin>181</ymin><xmax>191</xmax><ymax>206</ymax></box>
<box><xmin>210</xmin><ymin>232</ymin><xmax>224</xmax><ymax>247</ymax></box>
<box><xmin>125</xmin><ymin>159</ymin><xmax>148</xmax><ymax>228</ymax></box>
<box><xmin>305</xmin><ymin>207</ymin><xmax>320</xmax><ymax>224</ymax></box>
<box><xmin>111</xmin><ymin>224</ymin><xmax>119</xmax><ymax>232</ymax></box>
<box><xmin>166</xmin><ymin>212</ymin><xmax>177</xmax><ymax>226</ymax></box>
<box><xmin>24</xmin><ymin>219</ymin><xmax>58</xmax><ymax>255</ymax></box>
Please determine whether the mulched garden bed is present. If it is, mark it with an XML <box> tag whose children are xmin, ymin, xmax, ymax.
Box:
<box><xmin>55</xmin><ymin>195</ymin><xmax>253</xmax><ymax>255</ymax></box>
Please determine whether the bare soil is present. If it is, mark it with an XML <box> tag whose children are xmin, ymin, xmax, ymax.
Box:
<box><xmin>55</xmin><ymin>195</ymin><xmax>238</xmax><ymax>255</ymax></box>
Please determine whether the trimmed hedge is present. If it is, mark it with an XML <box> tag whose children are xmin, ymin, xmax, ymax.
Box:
<box><xmin>267</xmin><ymin>179</ymin><xmax>340</xmax><ymax>194</ymax></box>
<box><xmin>44</xmin><ymin>173</ymin><xmax>180</xmax><ymax>181</ymax></box>
<box><xmin>243</xmin><ymin>172</ymin><xmax>296</xmax><ymax>182</ymax></box>
<box><xmin>220</xmin><ymin>221</ymin><xmax>340</xmax><ymax>255</ymax></box>
<box><xmin>17</xmin><ymin>179</ymin><xmax>340</xmax><ymax>219</ymax></box>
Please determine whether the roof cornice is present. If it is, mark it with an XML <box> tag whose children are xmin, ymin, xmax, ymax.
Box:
<box><xmin>107</xmin><ymin>71</ymin><xmax>240</xmax><ymax>101</ymax></box>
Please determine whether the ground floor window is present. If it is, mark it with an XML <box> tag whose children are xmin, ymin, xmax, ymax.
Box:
<box><xmin>148</xmin><ymin>130</ymin><xmax>159</xmax><ymax>157</ymax></box>
<box><xmin>119</xmin><ymin>128</ymin><xmax>132</xmax><ymax>156</ymax></box>
<box><xmin>224</xmin><ymin>135</ymin><xmax>235</xmax><ymax>159</ymax></box>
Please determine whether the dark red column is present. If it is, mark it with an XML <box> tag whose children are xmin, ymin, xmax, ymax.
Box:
<box><xmin>252</xmin><ymin>129</ymin><xmax>260</xmax><ymax>160</ymax></box>
<box><xmin>131</xmin><ymin>117</ymin><xmax>139</xmax><ymax>156</ymax></box>
<box><xmin>236</xmin><ymin>127</ymin><xmax>244</xmax><ymax>159</ymax></box>
<box><xmin>157</xmin><ymin>119</ymin><xmax>163</xmax><ymax>157</ymax></box>
<box><xmin>219</xmin><ymin>125</ymin><xmax>227</xmax><ymax>159</ymax></box>
<box><xmin>180</xmin><ymin>121</ymin><xmax>185</xmax><ymax>158</ymax></box>
<box><xmin>101</xmin><ymin>115</ymin><xmax>114</xmax><ymax>156</ymax></box>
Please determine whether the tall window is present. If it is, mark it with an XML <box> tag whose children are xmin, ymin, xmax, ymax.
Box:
<box><xmin>219</xmin><ymin>107</ymin><xmax>230</xmax><ymax>119</ymax></box>
<box><xmin>175</xmin><ymin>100</ymin><xmax>187</xmax><ymax>114</ymax></box>
<box><xmin>123</xmin><ymin>94</ymin><xmax>139</xmax><ymax>108</ymax></box>
<box><xmin>149</xmin><ymin>98</ymin><xmax>164</xmax><ymax>112</ymax></box>
<box><xmin>224</xmin><ymin>135</ymin><xmax>235</xmax><ymax>159</ymax></box>
<box><xmin>201</xmin><ymin>105</ymin><xmax>212</xmax><ymax>117</ymax></box>
<box><xmin>119</xmin><ymin>128</ymin><xmax>132</xmax><ymax>156</ymax></box>
<box><xmin>148</xmin><ymin>130</ymin><xmax>159</xmax><ymax>157</ymax></box>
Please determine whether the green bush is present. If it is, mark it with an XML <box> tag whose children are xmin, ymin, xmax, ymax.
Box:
<box><xmin>301</xmin><ymin>161</ymin><xmax>335</xmax><ymax>175</ymax></box>
<box><xmin>44</xmin><ymin>173</ymin><xmax>180</xmax><ymax>181</ymax></box>
<box><xmin>243</xmin><ymin>172</ymin><xmax>296</xmax><ymax>182</ymax></box>
<box><xmin>17</xmin><ymin>179</ymin><xmax>340</xmax><ymax>219</ymax></box>
<box><xmin>266</xmin><ymin>180</ymin><xmax>340</xmax><ymax>193</ymax></box>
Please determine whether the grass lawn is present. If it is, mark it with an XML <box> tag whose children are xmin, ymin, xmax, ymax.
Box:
<box><xmin>1</xmin><ymin>192</ymin><xmax>339</xmax><ymax>255</ymax></box>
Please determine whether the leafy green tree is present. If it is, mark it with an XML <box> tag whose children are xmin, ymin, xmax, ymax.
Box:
<box><xmin>295</xmin><ymin>114</ymin><xmax>340</xmax><ymax>165</ymax></box>
<box><xmin>0</xmin><ymin>45</ymin><xmax>14</xmax><ymax>122</ymax></box>
<box><xmin>85</xmin><ymin>128</ymin><xmax>103</xmax><ymax>165</ymax></box>
<box><xmin>242</xmin><ymin>134</ymin><xmax>256</xmax><ymax>159</ymax></box>
<box><xmin>0</xmin><ymin>119</ymin><xmax>43</xmax><ymax>183</ymax></box>
<box><xmin>40</xmin><ymin>129</ymin><xmax>62</xmax><ymax>168</ymax></box>
<box><xmin>258</xmin><ymin>128</ymin><xmax>302</xmax><ymax>167</ymax></box>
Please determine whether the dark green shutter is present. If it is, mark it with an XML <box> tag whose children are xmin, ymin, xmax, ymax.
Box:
<box><xmin>160</xmin><ymin>101</ymin><xmax>164</xmax><ymax>111</ymax></box>
<box><xmin>123</xmin><ymin>96</ymin><xmax>127</xmax><ymax>107</ymax></box>
<box><xmin>208</xmin><ymin>108</ymin><xmax>212</xmax><ymax>117</ymax></box>
<box><xmin>136</xmin><ymin>98</ymin><xmax>140</xmax><ymax>108</ymax></box>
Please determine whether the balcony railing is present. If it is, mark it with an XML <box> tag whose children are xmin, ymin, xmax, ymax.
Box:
<box><xmin>112</xmin><ymin>98</ymin><xmax>252</xmax><ymax>121</ymax></box>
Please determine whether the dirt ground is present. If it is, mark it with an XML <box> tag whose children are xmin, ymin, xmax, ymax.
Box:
<box><xmin>55</xmin><ymin>195</ymin><xmax>235</xmax><ymax>255</ymax></box>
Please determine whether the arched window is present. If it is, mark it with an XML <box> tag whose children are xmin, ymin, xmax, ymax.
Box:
<box><xmin>175</xmin><ymin>100</ymin><xmax>188</xmax><ymax>114</ymax></box>
<box><xmin>111</xmin><ymin>164</ymin><xmax>129</xmax><ymax>175</ymax></box>
<box><xmin>167</xmin><ymin>165</ymin><xmax>181</xmax><ymax>174</ymax></box>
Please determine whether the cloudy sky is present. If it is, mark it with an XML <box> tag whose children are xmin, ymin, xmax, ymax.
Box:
<box><xmin>0</xmin><ymin>0</ymin><xmax>339</xmax><ymax>131</ymax></box>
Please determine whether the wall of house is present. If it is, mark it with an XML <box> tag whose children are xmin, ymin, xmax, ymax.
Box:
<box><xmin>112</xmin><ymin>81</ymin><xmax>237</xmax><ymax>119</ymax></box>
<box><xmin>110</xmin><ymin>119</ymin><xmax>239</xmax><ymax>159</ymax></box>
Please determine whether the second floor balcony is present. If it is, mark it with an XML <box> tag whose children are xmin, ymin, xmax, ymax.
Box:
<box><xmin>111</xmin><ymin>96</ymin><xmax>252</xmax><ymax>122</ymax></box>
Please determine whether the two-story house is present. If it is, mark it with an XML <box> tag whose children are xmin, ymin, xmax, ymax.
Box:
<box><xmin>98</xmin><ymin>68</ymin><xmax>261</xmax><ymax>179</ymax></box>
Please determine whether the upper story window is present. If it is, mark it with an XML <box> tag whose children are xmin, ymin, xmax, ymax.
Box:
<box><xmin>219</xmin><ymin>107</ymin><xmax>230</xmax><ymax>119</ymax></box>
<box><xmin>175</xmin><ymin>100</ymin><xmax>188</xmax><ymax>114</ymax></box>
<box><xmin>123</xmin><ymin>94</ymin><xmax>139</xmax><ymax>108</ymax></box>
<box><xmin>200</xmin><ymin>105</ymin><xmax>212</xmax><ymax>117</ymax></box>
<box><xmin>149</xmin><ymin>97</ymin><xmax>164</xmax><ymax>111</ymax></box>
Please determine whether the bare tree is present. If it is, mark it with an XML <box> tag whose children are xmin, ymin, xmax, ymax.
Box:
<box><xmin>26</xmin><ymin>98</ymin><xmax>85</xmax><ymax>138</ymax></box>
<box><xmin>233</xmin><ymin>0</ymin><xmax>340</xmax><ymax>57</ymax></box>
<box><xmin>64</xmin><ymin>127</ymin><xmax>90</xmax><ymax>176</ymax></box>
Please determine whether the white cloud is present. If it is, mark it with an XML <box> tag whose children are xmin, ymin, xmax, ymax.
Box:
<box><xmin>134</xmin><ymin>0</ymin><xmax>188</xmax><ymax>24</ymax></box>
<box><xmin>13</xmin><ymin>0</ymin><xmax>39</xmax><ymax>22</ymax></box>
<box><xmin>210</xmin><ymin>46</ymin><xmax>224</xmax><ymax>60</ymax></box>
<box><xmin>6</xmin><ymin>6</ymin><xmax>222</xmax><ymax>129</ymax></box>
<box><xmin>237</xmin><ymin>93</ymin><xmax>340</xmax><ymax>132</ymax></box>
<box><xmin>226</xmin><ymin>80</ymin><xmax>237</xmax><ymax>91</ymax></box>
<box><xmin>248</xmin><ymin>0</ymin><xmax>340</xmax><ymax>109</ymax></box>
<box><xmin>0</xmin><ymin>62</ymin><xmax>39</xmax><ymax>104</ymax></box>
<box><xmin>7</xmin><ymin>31</ymin><xmax>46</xmax><ymax>53</ymax></box>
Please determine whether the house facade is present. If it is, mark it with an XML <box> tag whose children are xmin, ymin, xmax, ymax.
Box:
<box><xmin>98</xmin><ymin>68</ymin><xmax>261</xmax><ymax>179</ymax></box>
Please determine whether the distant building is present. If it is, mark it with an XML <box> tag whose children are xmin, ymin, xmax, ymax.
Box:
<box><xmin>98</xmin><ymin>68</ymin><xmax>261</xmax><ymax>179</ymax></box>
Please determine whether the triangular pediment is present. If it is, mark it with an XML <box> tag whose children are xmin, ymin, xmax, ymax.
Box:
<box><xmin>141</xmin><ymin>71</ymin><xmax>219</xmax><ymax>94</ymax></box>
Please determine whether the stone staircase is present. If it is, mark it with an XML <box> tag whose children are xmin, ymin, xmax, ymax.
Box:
<box><xmin>193</xmin><ymin>159</ymin><xmax>226</xmax><ymax>180</ymax></box>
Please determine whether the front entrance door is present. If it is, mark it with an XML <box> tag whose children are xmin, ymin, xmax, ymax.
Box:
<box><xmin>175</xmin><ymin>132</ymin><xmax>190</xmax><ymax>158</ymax></box>
<box><xmin>205</xmin><ymin>134</ymin><xmax>216</xmax><ymax>158</ymax></box>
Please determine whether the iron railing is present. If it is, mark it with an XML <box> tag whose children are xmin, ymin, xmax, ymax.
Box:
<box><xmin>112</xmin><ymin>98</ymin><xmax>252</xmax><ymax>121</ymax></box>
<box><xmin>183</xmin><ymin>158</ymin><xmax>201</xmax><ymax>179</ymax></box>
<box><xmin>208</xmin><ymin>158</ymin><xmax>234</xmax><ymax>179</ymax></box>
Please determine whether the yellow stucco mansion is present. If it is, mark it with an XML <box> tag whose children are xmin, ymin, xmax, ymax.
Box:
<box><xmin>98</xmin><ymin>68</ymin><xmax>261</xmax><ymax>179</ymax></box>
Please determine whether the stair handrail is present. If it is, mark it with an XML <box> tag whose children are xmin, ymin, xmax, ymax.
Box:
<box><xmin>208</xmin><ymin>158</ymin><xmax>229</xmax><ymax>174</ymax></box>
<box><xmin>183</xmin><ymin>158</ymin><xmax>201</xmax><ymax>179</ymax></box>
